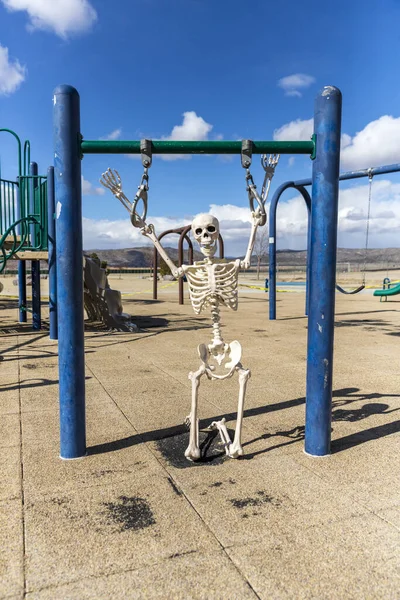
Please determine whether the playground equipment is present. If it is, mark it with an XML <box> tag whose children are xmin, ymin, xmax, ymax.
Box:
<box><xmin>83</xmin><ymin>256</ymin><xmax>138</xmax><ymax>331</ymax></box>
<box><xmin>101</xmin><ymin>150</ymin><xmax>279</xmax><ymax>461</ymax></box>
<box><xmin>153</xmin><ymin>224</ymin><xmax>224</xmax><ymax>305</ymax></box>
<box><xmin>269</xmin><ymin>162</ymin><xmax>400</xmax><ymax>320</ymax></box>
<box><xmin>0</xmin><ymin>129</ymin><xmax>57</xmax><ymax>338</ymax></box>
<box><xmin>53</xmin><ymin>83</ymin><xmax>341</xmax><ymax>460</ymax></box>
<box><xmin>374</xmin><ymin>277</ymin><xmax>400</xmax><ymax>300</ymax></box>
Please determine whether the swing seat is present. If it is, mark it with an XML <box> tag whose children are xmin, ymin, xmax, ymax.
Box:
<box><xmin>335</xmin><ymin>283</ymin><xmax>365</xmax><ymax>295</ymax></box>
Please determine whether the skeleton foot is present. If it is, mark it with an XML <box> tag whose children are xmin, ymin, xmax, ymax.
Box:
<box><xmin>185</xmin><ymin>418</ymin><xmax>201</xmax><ymax>461</ymax></box>
<box><xmin>185</xmin><ymin>446</ymin><xmax>201</xmax><ymax>461</ymax></box>
<box><xmin>227</xmin><ymin>440</ymin><xmax>244</xmax><ymax>459</ymax></box>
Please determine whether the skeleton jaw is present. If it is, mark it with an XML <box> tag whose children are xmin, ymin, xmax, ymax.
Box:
<box><xmin>200</xmin><ymin>240</ymin><xmax>217</xmax><ymax>258</ymax></box>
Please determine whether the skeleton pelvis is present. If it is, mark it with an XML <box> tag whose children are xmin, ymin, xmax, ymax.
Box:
<box><xmin>198</xmin><ymin>340</ymin><xmax>242</xmax><ymax>379</ymax></box>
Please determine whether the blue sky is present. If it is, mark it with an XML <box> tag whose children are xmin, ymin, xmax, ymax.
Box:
<box><xmin>1</xmin><ymin>0</ymin><xmax>400</xmax><ymax>254</ymax></box>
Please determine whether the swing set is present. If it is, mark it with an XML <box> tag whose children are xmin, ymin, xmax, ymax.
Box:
<box><xmin>335</xmin><ymin>168</ymin><xmax>373</xmax><ymax>295</ymax></box>
<box><xmin>53</xmin><ymin>83</ymin><xmax>343</xmax><ymax>461</ymax></box>
<box><xmin>268</xmin><ymin>162</ymin><xmax>400</xmax><ymax>320</ymax></box>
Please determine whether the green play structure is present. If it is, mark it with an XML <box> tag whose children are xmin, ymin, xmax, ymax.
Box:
<box><xmin>0</xmin><ymin>129</ymin><xmax>49</xmax><ymax>272</ymax></box>
<box><xmin>374</xmin><ymin>277</ymin><xmax>400</xmax><ymax>300</ymax></box>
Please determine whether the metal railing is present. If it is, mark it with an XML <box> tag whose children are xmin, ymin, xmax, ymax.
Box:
<box><xmin>0</xmin><ymin>174</ymin><xmax>48</xmax><ymax>272</ymax></box>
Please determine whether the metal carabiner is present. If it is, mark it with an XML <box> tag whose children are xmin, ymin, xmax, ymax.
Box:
<box><xmin>130</xmin><ymin>183</ymin><xmax>148</xmax><ymax>227</ymax></box>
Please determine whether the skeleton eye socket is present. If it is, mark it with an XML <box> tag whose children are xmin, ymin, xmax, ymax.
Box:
<box><xmin>207</xmin><ymin>226</ymin><xmax>216</xmax><ymax>233</ymax></box>
<box><xmin>195</xmin><ymin>228</ymin><xmax>203</xmax><ymax>235</ymax></box>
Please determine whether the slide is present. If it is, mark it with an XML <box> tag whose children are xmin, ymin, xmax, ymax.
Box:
<box><xmin>374</xmin><ymin>282</ymin><xmax>400</xmax><ymax>297</ymax></box>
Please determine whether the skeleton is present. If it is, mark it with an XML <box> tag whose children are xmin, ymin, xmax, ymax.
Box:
<box><xmin>100</xmin><ymin>140</ymin><xmax>279</xmax><ymax>461</ymax></box>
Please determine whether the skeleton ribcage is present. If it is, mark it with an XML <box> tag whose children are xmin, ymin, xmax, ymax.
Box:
<box><xmin>185</xmin><ymin>260</ymin><xmax>239</xmax><ymax>315</ymax></box>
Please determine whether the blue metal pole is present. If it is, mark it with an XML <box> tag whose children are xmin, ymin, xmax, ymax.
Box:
<box><xmin>16</xmin><ymin>178</ymin><xmax>27</xmax><ymax>322</ymax></box>
<box><xmin>54</xmin><ymin>84</ymin><xmax>86</xmax><ymax>459</ymax></box>
<box><xmin>18</xmin><ymin>261</ymin><xmax>27</xmax><ymax>322</ymax></box>
<box><xmin>295</xmin><ymin>185</ymin><xmax>312</xmax><ymax>316</ymax></box>
<box><xmin>268</xmin><ymin>182</ymin><xmax>295</xmax><ymax>320</ymax></box>
<box><xmin>305</xmin><ymin>86</ymin><xmax>342</xmax><ymax>457</ymax></box>
<box><xmin>294</xmin><ymin>162</ymin><xmax>400</xmax><ymax>188</ymax></box>
<box><xmin>306</xmin><ymin>206</ymin><xmax>311</xmax><ymax>316</ymax></box>
<box><xmin>30</xmin><ymin>162</ymin><xmax>41</xmax><ymax>331</ymax></box>
<box><xmin>47</xmin><ymin>166</ymin><xmax>57</xmax><ymax>340</ymax></box>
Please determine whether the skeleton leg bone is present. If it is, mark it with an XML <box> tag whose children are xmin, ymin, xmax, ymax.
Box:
<box><xmin>185</xmin><ymin>364</ymin><xmax>206</xmax><ymax>461</ymax></box>
<box><xmin>228</xmin><ymin>364</ymin><xmax>251</xmax><ymax>459</ymax></box>
<box><xmin>209</xmin><ymin>418</ymin><xmax>232</xmax><ymax>456</ymax></box>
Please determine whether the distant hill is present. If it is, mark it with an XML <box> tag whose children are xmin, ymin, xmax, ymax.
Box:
<box><xmin>274</xmin><ymin>248</ymin><xmax>400</xmax><ymax>268</ymax></box>
<box><xmin>82</xmin><ymin>246</ymin><xmax>400</xmax><ymax>269</ymax></box>
<box><xmin>4</xmin><ymin>246</ymin><xmax>400</xmax><ymax>271</ymax></box>
<box><xmin>83</xmin><ymin>246</ymin><xmax>204</xmax><ymax>267</ymax></box>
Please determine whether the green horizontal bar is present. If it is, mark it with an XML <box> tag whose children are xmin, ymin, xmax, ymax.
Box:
<box><xmin>81</xmin><ymin>139</ymin><xmax>315</xmax><ymax>156</ymax></box>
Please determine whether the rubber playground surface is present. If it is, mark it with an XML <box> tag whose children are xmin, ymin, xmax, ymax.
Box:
<box><xmin>0</xmin><ymin>282</ymin><xmax>399</xmax><ymax>599</ymax></box>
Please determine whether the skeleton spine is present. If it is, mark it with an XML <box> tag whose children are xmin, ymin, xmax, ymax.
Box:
<box><xmin>210</xmin><ymin>299</ymin><xmax>223</xmax><ymax>343</ymax></box>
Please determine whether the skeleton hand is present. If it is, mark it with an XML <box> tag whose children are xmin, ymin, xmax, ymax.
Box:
<box><xmin>261</xmin><ymin>154</ymin><xmax>280</xmax><ymax>180</ymax></box>
<box><xmin>100</xmin><ymin>168</ymin><xmax>124</xmax><ymax>199</ymax></box>
<box><xmin>100</xmin><ymin>168</ymin><xmax>149</xmax><ymax>230</ymax></box>
<box><xmin>100</xmin><ymin>168</ymin><xmax>132</xmax><ymax>211</ymax></box>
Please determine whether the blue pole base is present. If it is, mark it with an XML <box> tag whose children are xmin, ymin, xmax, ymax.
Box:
<box><xmin>60</xmin><ymin>453</ymin><xmax>87</xmax><ymax>461</ymax></box>
<box><xmin>303</xmin><ymin>449</ymin><xmax>331</xmax><ymax>458</ymax></box>
<box><xmin>18</xmin><ymin>261</ymin><xmax>27</xmax><ymax>323</ymax></box>
<box><xmin>31</xmin><ymin>261</ymin><xmax>41</xmax><ymax>330</ymax></box>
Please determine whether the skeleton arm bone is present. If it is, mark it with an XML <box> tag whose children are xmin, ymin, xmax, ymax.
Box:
<box><xmin>141</xmin><ymin>225</ymin><xmax>184</xmax><ymax>279</ymax></box>
<box><xmin>240</xmin><ymin>154</ymin><xmax>279</xmax><ymax>269</ymax></box>
<box><xmin>100</xmin><ymin>168</ymin><xmax>183</xmax><ymax>279</ymax></box>
<box><xmin>240</xmin><ymin>212</ymin><xmax>263</xmax><ymax>270</ymax></box>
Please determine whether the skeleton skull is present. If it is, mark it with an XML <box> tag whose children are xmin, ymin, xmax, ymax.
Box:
<box><xmin>191</xmin><ymin>214</ymin><xmax>219</xmax><ymax>258</ymax></box>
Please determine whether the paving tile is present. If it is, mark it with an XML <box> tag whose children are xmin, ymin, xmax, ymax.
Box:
<box><xmin>24</xmin><ymin>472</ymin><xmax>218</xmax><ymax>591</ymax></box>
<box><xmin>293</xmin><ymin>433</ymin><xmax>400</xmax><ymax>510</ymax></box>
<box><xmin>21</xmin><ymin>402</ymin><xmax>135</xmax><ymax>448</ymax></box>
<box><xmin>226</xmin><ymin>513</ymin><xmax>400</xmax><ymax>599</ymax></box>
<box><xmin>22</xmin><ymin>436</ymin><xmax>160</xmax><ymax>498</ymax></box>
<box><xmin>25</xmin><ymin>549</ymin><xmax>257</xmax><ymax>599</ymax></box>
<box><xmin>0</xmin><ymin>445</ymin><xmax>21</xmax><ymax>501</ymax></box>
<box><xmin>0</xmin><ymin>413</ymin><xmax>21</xmax><ymax>448</ymax></box>
<box><xmin>0</xmin><ymin>389</ymin><xmax>20</xmax><ymax>415</ymax></box>
<box><xmin>0</xmin><ymin>499</ymin><xmax>24</xmax><ymax>598</ymax></box>
<box><xmin>155</xmin><ymin>452</ymin><xmax>366</xmax><ymax>548</ymax></box>
<box><xmin>377</xmin><ymin>505</ymin><xmax>400</xmax><ymax>530</ymax></box>
<box><xmin>1</xmin><ymin>290</ymin><xmax>400</xmax><ymax>598</ymax></box>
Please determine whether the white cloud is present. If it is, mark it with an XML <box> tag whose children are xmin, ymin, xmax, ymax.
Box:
<box><xmin>1</xmin><ymin>0</ymin><xmax>97</xmax><ymax>38</ymax></box>
<box><xmin>84</xmin><ymin>184</ymin><xmax>400</xmax><ymax>252</ymax></box>
<box><xmin>125</xmin><ymin>111</ymin><xmax>214</xmax><ymax>162</ymax></box>
<box><xmin>273</xmin><ymin>118</ymin><xmax>314</xmax><ymax>142</ymax></box>
<box><xmin>288</xmin><ymin>157</ymin><xmax>296</xmax><ymax>167</ymax></box>
<box><xmin>273</xmin><ymin>114</ymin><xmax>400</xmax><ymax>171</ymax></box>
<box><xmin>165</xmin><ymin>111</ymin><xmax>212</xmax><ymax>141</ymax></box>
<box><xmin>340</xmin><ymin>116</ymin><xmax>400</xmax><ymax>170</ymax></box>
<box><xmin>83</xmin><ymin>179</ymin><xmax>400</xmax><ymax>252</ymax></box>
<box><xmin>160</xmin><ymin>111</ymin><xmax>213</xmax><ymax>161</ymax></box>
<box><xmin>100</xmin><ymin>128</ymin><xmax>122</xmax><ymax>141</ymax></box>
<box><xmin>83</xmin><ymin>214</ymin><xmax>189</xmax><ymax>250</ymax></box>
<box><xmin>82</xmin><ymin>176</ymin><xmax>105</xmax><ymax>196</ymax></box>
<box><xmin>0</xmin><ymin>44</ymin><xmax>25</xmax><ymax>95</ymax></box>
<box><xmin>268</xmin><ymin>180</ymin><xmax>400</xmax><ymax>250</ymax></box>
<box><xmin>278</xmin><ymin>73</ymin><xmax>315</xmax><ymax>97</ymax></box>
